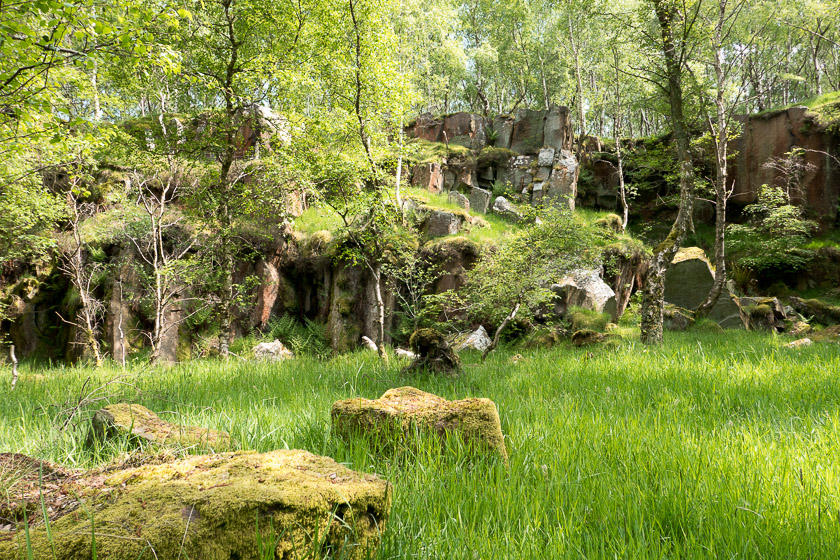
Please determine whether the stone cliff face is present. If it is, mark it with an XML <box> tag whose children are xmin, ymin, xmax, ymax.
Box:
<box><xmin>733</xmin><ymin>107</ymin><xmax>839</xmax><ymax>227</ymax></box>
<box><xmin>406</xmin><ymin>107</ymin><xmax>578</xmax><ymax>211</ymax></box>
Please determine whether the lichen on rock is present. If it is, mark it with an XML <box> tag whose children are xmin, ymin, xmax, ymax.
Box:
<box><xmin>331</xmin><ymin>386</ymin><xmax>507</xmax><ymax>462</ymax></box>
<box><xmin>88</xmin><ymin>404</ymin><xmax>232</xmax><ymax>451</ymax></box>
<box><xmin>0</xmin><ymin>450</ymin><xmax>392</xmax><ymax>560</ymax></box>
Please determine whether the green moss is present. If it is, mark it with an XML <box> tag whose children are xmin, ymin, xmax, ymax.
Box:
<box><xmin>569</xmin><ymin>307</ymin><xmax>610</xmax><ymax>332</ymax></box>
<box><xmin>88</xmin><ymin>404</ymin><xmax>232</xmax><ymax>451</ymax></box>
<box><xmin>332</xmin><ymin>387</ymin><xmax>507</xmax><ymax>463</ymax></box>
<box><xmin>596</xmin><ymin>214</ymin><xmax>623</xmax><ymax>233</ymax></box>
<box><xmin>571</xmin><ymin>329</ymin><xmax>606</xmax><ymax>346</ymax></box>
<box><xmin>476</xmin><ymin>147</ymin><xmax>516</xmax><ymax>168</ymax></box>
<box><xmin>2</xmin><ymin>450</ymin><xmax>392</xmax><ymax>560</ymax></box>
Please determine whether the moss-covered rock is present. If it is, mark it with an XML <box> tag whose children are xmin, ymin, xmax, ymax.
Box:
<box><xmin>405</xmin><ymin>328</ymin><xmax>461</xmax><ymax>374</ymax></box>
<box><xmin>0</xmin><ymin>450</ymin><xmax>392</xmax><ymax>560</ymax></box>
<box><xmin>747</xmin><ymin>303</ymin><xmax>776</xmax><ymax>332</ymax></box>
<box><xmin>788</xmin><ymin>297</ymin><xmax>840</xmax><ymax>326</ymax></box>
<box><xmin>88</xmin><ymin>404</ymin><xmax>232</xmax><ymax>451</ymax></box>
<box><xmin>332</xmin><ymin>387</ymin><xmax>507</xmax><ymax>462</ymax></box>
<box><xmin>571</xmin><ymin>329</ymin><xmax>606</xmax><ymax>346</ymax></box>
<box><xmin>663</xmin><ymin>304</ymin><xmax>694</xmax><ymax>331</ymax></box>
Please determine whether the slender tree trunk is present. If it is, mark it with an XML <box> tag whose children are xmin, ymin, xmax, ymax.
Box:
<box><xmin>118</xmin><ymin>281</ymin><xmax>126</xmax><ymax>368</ymax></box>
<box><xmin>371</xmin><ymin>263</ymin><xmax>387</xmax><ymax>361</ymax></box>
<box><xmin>697</xmin><ymin>0</ymin><xmax>731</xmax><ymax>318</ymax></box>
<box><xmin>217</xmin><ymin>0</ymin><xmax>239</xmax><ymax>358</ymax></box>
<box><xmin>482</xmin><ymin>302</ymin><xmax>520</xmax><ymax>362</ymax></box>
<box><xmin>9</xmin><ymin>345</ymin><xmax>18</xmax><ymax>391</ymax></box>
<box><xmin>612</xmin><ymin>47</ymin><xmax>629</xmax><ymax>231</ymax></box>
<box><xmin>641</xmin><ymin>0</ymin><xmax>696</xmax><ymax>345</ymax></box>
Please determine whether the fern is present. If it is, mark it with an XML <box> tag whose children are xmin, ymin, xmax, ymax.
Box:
<box><xmin>266</xmin><ymin>315</ymin><xmax>331</xmax><ymax>359</ymax></box>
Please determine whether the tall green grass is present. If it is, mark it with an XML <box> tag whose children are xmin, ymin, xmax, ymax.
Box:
<box><xmin>2</xmin><ymin>331</ymin><xmax>840</xmax><ymax>558</ymax></box>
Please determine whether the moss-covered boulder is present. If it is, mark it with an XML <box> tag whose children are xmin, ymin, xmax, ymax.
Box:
<box><xmin>788</xmin><ymin>297</ymin><xmax>840</xmax><ymax>326</ymax></box>
<box><xmin>571</xmin><ymin>329</ymin><xmax>606</xmax><ymax>346</ymax></box>
<box><xmin>405</xmin><ymin>328</ymin><xmax>461</xmax><ymax>374</ymax></box>
<box><xmin>663</xmin><ymin>247</ymin><xmax>744</xmax><ymax>329</ymax></box>
<box><xmin>332</xmin><ymin>386</ymin><xmax>507</xmax><ymax>462</ymax></box>
<box><xmin>0</xmin><ymin>450</ymin><xmax>391</xmax><ymax>560</ymax></box>
<box><xmin>663</xmin><ymin>304</ymin><xmax>694</xmax><ymax>331</ymax></box>
<box><xmin>88</xmin><ymin>404</ymin><xmax>232</xmax><ymax>451</ymax></box>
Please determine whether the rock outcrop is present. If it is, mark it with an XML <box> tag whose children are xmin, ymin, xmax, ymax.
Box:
<box><xmin>88</xmin><ymin>404</ymin><xmax>232</xmax><ymax>450</ymax></box>
<box><xmin>0</xmin><ymin>450</ymin><xmax>391</xmax><ymax>560</ymax></box>
<box><xmin>733</xmin><ymin>106</ymin><xmax>840</xmax><ymax>227</ymax></box>
<box><xmin>406</xmin><ymin>108</ymin><xmax>578</xmax><ymax>210</ymax></box>
<box><xmin>332</xmin><ymin>386</ymin><xmax>507</xmax><ymax>461</ymax></box>
<box><xmin>552</xmin><ymin>269</ymin><xmax>617</xmax><ymax>316</ymax></box>
<box><xmin>454</xmin><ymin>325</ymin><xmax>492</xmax><ymax>352</ymax></box>
<box><xmin>663</xmin><ymin>247</ymin><xmax>744</xmax><ymax>329</ymax></box>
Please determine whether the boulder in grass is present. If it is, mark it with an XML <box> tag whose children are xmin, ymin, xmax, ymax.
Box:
<box><xmin>88</xmin><ymin>403</ymin><xmax>232</xmax><ymax>451</ymax></box>
<box><xmin>553</xmin><ymin>269</ymin><xmax>616</xmax><ymax>316</ymax></box>
<box><xmin>253</xmin><ymin>339</ymin><xmax>294</xmax><ymax>361</ymax></box>
<box><xmin>405</xmin><ymin>328</ymin><xmax>461</xmax><ymax>374</ymax></box>
<box><xmin>395</xmin><ymin>348</ymin><xmax>416</xmax><ymax>360</ymax></box>
<box><xmin>492</xmin><ymin>196</ymin><xmax>521</xmax><ymax>222</ymax></box>
<box><xmin>454</xmin><ymin>325</ymin><xmax>492</xmax><ymax>352</ymax></box>
<box><xmin>664</xmin><ymin>247</ymin><xmax>745</xmax><ymax>329</ymax></box>
<box><xmin>785</xmin><ymin>338</ymin><xmax>813</xmax><ymax>349</ymax></box>
<box><xmin>361</xmin><ymin>335</ymin><xmax>379</xmax><ymax>352</ymax></box>
<box><xmin>571</xmin><ymin>329</ymin><xmax>605</xmax><ymax>346</ymax></box>
<box><xmin>332</xmin><ymin>386</ymin><xmax>507</xmax><ymax>462</ymax></box>
<box><xmin>0</xmin><ymin>450</ymin><xmax>392</xmax><ymax>560</ymax></box>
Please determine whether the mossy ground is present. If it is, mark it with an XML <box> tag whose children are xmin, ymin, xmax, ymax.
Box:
<box><xmin>3</xmin><ymin>331</ymin><xmax>840</xmax><ymax>558</ymax></box>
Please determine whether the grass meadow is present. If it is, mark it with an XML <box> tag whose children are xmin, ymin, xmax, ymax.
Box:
<box><xmin>2</xmin><ymin>330</ymin><xmax>840</xmax><ymax>558</ymax></box>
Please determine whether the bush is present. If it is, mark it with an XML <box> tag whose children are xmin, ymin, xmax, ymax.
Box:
<box><xmin>569</xmin><ymin>307</ymin><xmax>610</xmax><ymax>332</ymax></box>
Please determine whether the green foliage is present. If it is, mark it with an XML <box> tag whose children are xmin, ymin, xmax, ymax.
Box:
<box><xmin>0</xmin><ymin>181</ymin><xmax>65</xmax><ymax>266</ymax></box>
<box><xmin>728</xmin><ymin>184</ymin><xmax>816</xmax><ymax>272</ymax></box>
<box><xmin>267</xmin><ymin>315</ymin><xmax>331</xmax><ymax>360</ymax></box>
<box><xmin>622</xmin><ymin>138</ymin><xmax>679</xmax><ymax>195</ymax></box>
<box><xmin>569</xmin><ymin>307</ymin><xmax>610</xmax><ymax>332</ymax></box>
<box><xmin>455</xmin><ymin>206</ymin><xmax>599</xmax><ymax>331</ymax></box>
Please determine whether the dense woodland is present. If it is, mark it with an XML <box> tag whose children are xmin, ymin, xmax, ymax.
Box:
<box><xmin>1</xmin><ymin>0</ymin><xmax>840</xmax><ymax>362</ymax></box>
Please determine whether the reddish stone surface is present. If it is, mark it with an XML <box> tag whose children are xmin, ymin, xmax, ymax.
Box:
<box><xmin>411</xmin><ymin>162</ymin><xmax>444</xmax><ymax>193</ymax></box>
<box><xmin>733</xmin><ymin>107</ymin><xmax>840</xmax><ymax>226</ymax></box>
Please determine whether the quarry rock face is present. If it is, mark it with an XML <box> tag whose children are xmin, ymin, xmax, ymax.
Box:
<box><xmin>663</xmin><ymin>247</ymin><xmax>744</xmax><ymax>329</ymax></box>
<box><xmin>88</xmin><ymin>403</ymin><xmax>232</xmax><ymax>450</ymax></box>
<box><xmin>0</xmin><ymin>450</ymin><xmax>391</xmax><ymax>560</ymax></box>
<box><xmin>510</xmin><ymin>109</ymin><xmax>546</xmax><ymax>154</ymax></box>
<box><xmin>411</xmin><ymin>161</ymin><xmax>445</xmax><ymax>193</ymax></box>
<box><xmin>408</xmin><ymin>107</ymin><xmax>572</xmax><ymax>155</ymax></box>
<box><xmin>734</xmin><ymin>106</ymin><xmax>840</xmax><ymax>227</ymax></box>
<box><xmin>332</xmin><ymin>386</ymin><xmax>507</xmax><ymax>461</ymax></box>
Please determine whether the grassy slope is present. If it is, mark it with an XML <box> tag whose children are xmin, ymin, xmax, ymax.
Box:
<box><xmin>3</xmin><ymin>332</ymin><xmax>840</xmax><ymax>558</ymax></box>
